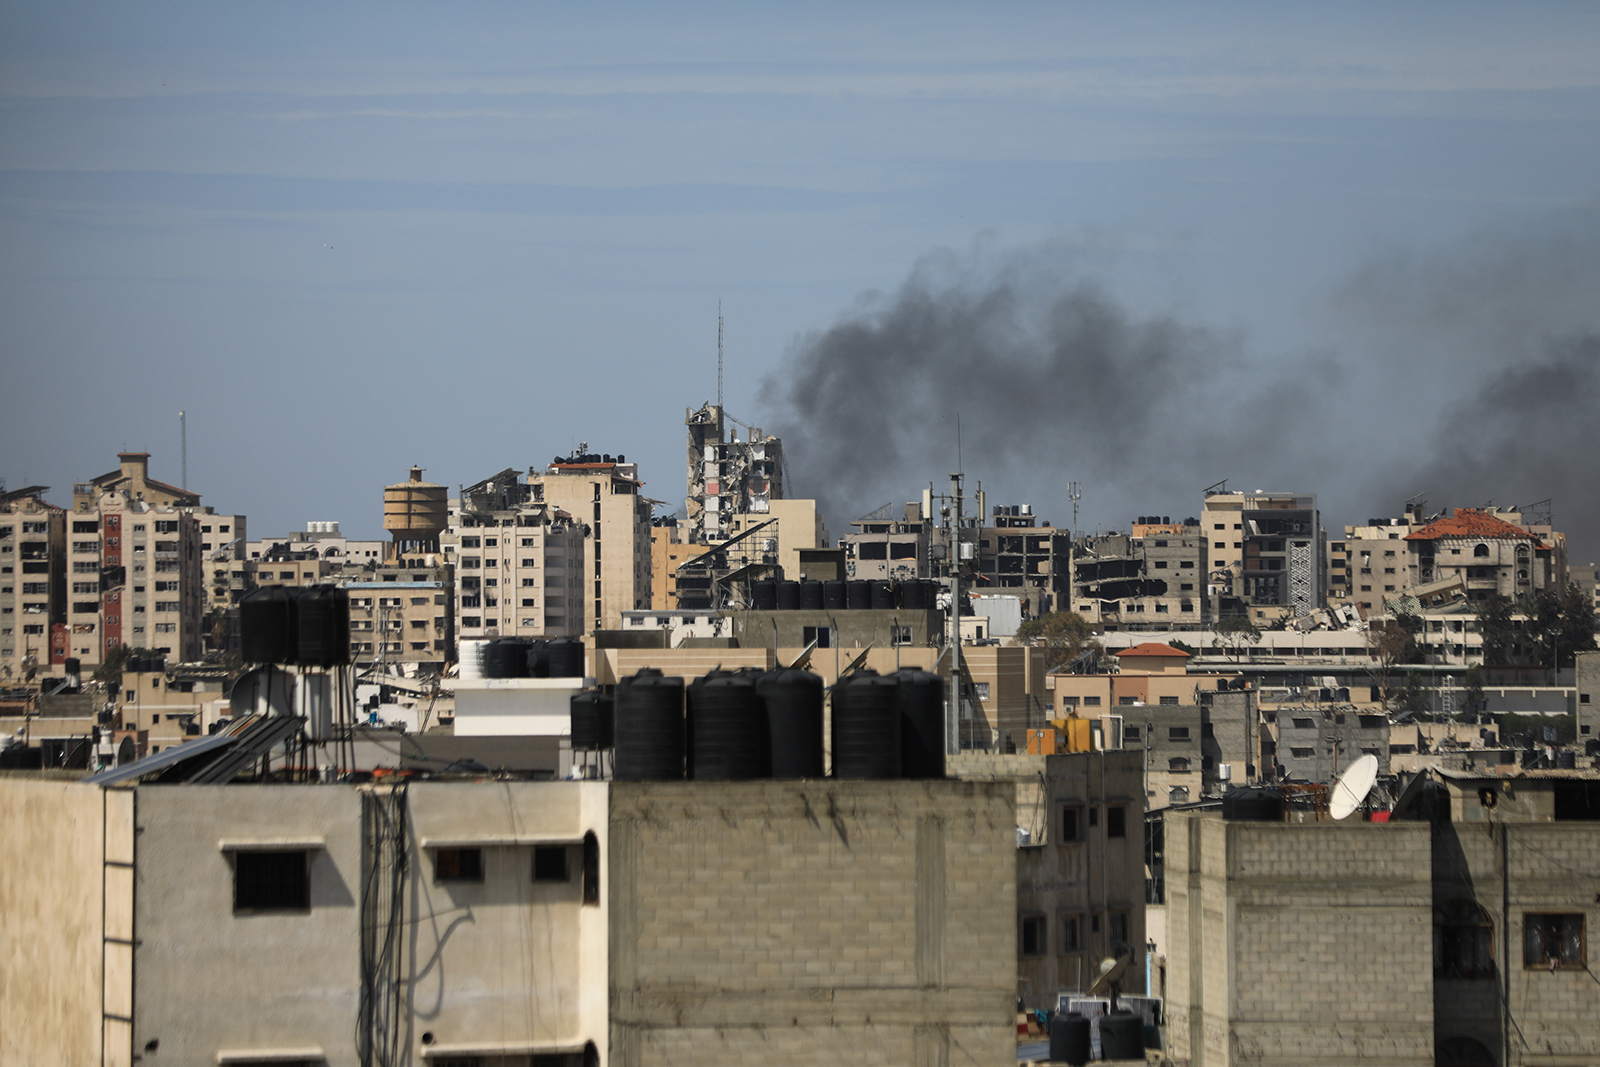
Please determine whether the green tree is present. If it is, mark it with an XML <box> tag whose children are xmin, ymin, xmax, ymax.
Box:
<box><xmin>1014</xmin><ymin>611</ymin><xmax>1102</xmax><ymax>671</ymax></box>
<box><xmin>1211</xmin><ymin>615</ymin><xmax>1261</xmax><ymax>662</ymax></box>
<box><xmin>91</xmin><ymin>644</ymin><xmax>154</xmax><ymax>696</ymax></box>
<box><xmin>1528</xmin><ymin>582</ymin><xmax>1598</xmax><ymax>670</ymax></box>
<box><xmin>1460</xmin><ymin>664</ymin><xmax>1486</xmax><ymax>718</ymax></box>
<box><xmin>1476</xmin><ymin>594</ymin><xmax>1520</xmax><ymax>667</ymax></box>
<box><xmin>1395</xmin><ymin>672</ymin><xmax>1432</xmax><ymax>718</ymax></box>
<box><xmin>1365</xmin><ymin>617</ymin><xmax>1418</xmax><ymax>709</ymax></box>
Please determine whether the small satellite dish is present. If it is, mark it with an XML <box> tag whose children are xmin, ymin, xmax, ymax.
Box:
<box><xmin>1330</xmin><ymin>753</ymin><xmax>1379</xmax><ymax>820</ymax></box>
<box><xmin>1390</xmin><ymin>770</ymin><xmax>1428</xmax><ymax>820</ymax></box>
<box><xmin>1087</xmin><ymin>952</ymin><xmax>1134</xmax><ymax>1009</ymax></box>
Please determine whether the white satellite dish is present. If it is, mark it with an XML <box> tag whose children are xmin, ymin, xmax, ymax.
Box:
<box><xmin>1087</xmin><ymin>953</ymin><xmax>1133</xmax><ymax>1009</ymax></box>
<box><xmin>1329</xmin><ymin>753</ymin><xmax>1379</xmax><ymax>820</ymax></box>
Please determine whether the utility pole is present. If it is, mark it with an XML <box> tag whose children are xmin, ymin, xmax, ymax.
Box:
<box><xmin>180</xmin><ymin>411</ymin><xmax>187</xmax><ymax>490</ymax></box>
<box><xmin>948</xmin><ymin>472</ymin><xmax>963</xmax><ymax>755</ymax></box>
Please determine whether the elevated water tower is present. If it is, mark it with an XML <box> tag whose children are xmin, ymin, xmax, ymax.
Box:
<box><xmin>383</xmin><ymin>466</ymin><xmax>447</xmax><ymax>559</ymax></box>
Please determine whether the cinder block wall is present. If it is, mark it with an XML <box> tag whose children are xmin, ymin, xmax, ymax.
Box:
<box><xmin>1167</xmin><ymin>813</ymin><xmax>1434</xmax><ymax>1067</ymax></box>
<box><xmin>608</xmin><ymin>779</ymin><xmax>1015</xmax><ymax>1067</ymax></box>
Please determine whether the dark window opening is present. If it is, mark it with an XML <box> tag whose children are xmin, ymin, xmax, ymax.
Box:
<box><xmin>1434</xmin><ymin>900</ymin><xmax>1493</xmax><ymax>980</ymax></box>
<box><xmin>582</xmin><ymin>831</ymin><xmax>600</xmax><ymax>905</ymax></box>
<box><xmin>533</xmin><ymin>845</ymin><xmax>570</xmax><ymax>882</ymax></box>
<box><xmin>1060</xmin><ymin>915</ymin><xmax>1080</xmax><ymax>953</ymax></box>
<box><xmin>1020</xmin><ymin>915</ymin><xmax>1046</xmax><ymax>957</ymax></box>
<box><xmin>233</xmin><ymin>850</ymin><xmax>310</xmax><ymax>913</ymax></box>
<box><xmin>1106</xmin><ymin>806</ymin><xmax>1126</xmax><ymax>838</ymax></box>
<box><xmin>1060</xmin><ymin>806</ymin><xmax>1080</xmax><ymax>843</ymax></box>
<box><xmin>434</xmin><ymin>848</ymin><xmax>484</xmax><ymax>883</ymax></box>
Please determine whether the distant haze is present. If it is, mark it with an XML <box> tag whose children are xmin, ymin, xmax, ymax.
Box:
<box><xmin>765</xmin><ymin>210</ymin><xmax>1600</xmax><ymax>563</ymax></box>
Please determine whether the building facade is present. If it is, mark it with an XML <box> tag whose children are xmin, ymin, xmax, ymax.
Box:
<box><xmin>1201</xmin><ymin>488</ymin><xmax>1324</xmax><ymax>623</ymax></box>
<box><xmin>0</xmin><ymin>487</ymin><xmax>66</xmax><ymax>676</ymax></box>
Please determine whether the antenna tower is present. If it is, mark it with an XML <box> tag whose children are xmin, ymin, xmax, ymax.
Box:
<box><xmin>717</xmin><ymin>301</ymin><xmax>724</xmax><ymax>432</ymax></box>
<box><xmin>180</xmin><ymin>410</ymin><xmax>187</xmax><ymax>490</ymax></box>
<box><xmin>1068</xmin><ymin>481</ymin><xmax>1082</xmax><ymax>536</ymax></box>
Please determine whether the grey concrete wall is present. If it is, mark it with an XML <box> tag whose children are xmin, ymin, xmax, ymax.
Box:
<box><xmin>1578</xmin><ymin>650</ymin><xmax>1599</xmax><ymax>745</ymax></box>
<box><xmin>608</xmin><ymin>779</ymin><xmax>1015</xmax><ymax>1067</ymax></box>
<box><xmin>1166</xmin><ymin>813</ymin><xmax>1434</xmax><ymax>1067</ymax></box>
<box><xmin>0</xmin><ymin>776</ymin><xmax>122</xmax><ymax>1066</ymax></box>
<box><xmin>134</xmin><ymin>783</ymin><xmax>365</xmax><ymax>1066</ymax></box>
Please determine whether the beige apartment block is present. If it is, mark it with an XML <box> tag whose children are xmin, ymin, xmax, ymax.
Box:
<box><xmin>0</xmin><ymin>486</ymin><xmax>67</xmax><ymax>676</ymax></box>
<box><xmin>721</xmin><ymin>497</ymin><xmax>829</xmax><ymax>581</ymax></box>
<box><xmin>1071</xmin><ymin>525</ymin><xmax>1205</xmax><ymax>630</ymax></box>
<box><xmin>1404</xmin><ymin>508</ymin><xmax>1565</xmax><ymax>604</ymax></box>
<box><xmin>444</xmin><ymin>467</ymin><xmax>588</xmax><ymax>646</ymax></box>
<box><xmin>1050</xmin><ymin>643</ymin><xmax>1242</xmax><ymax>717</ymax></box>
<box><xmin>1200</xmin><ymin>489</ymin><xmax>1323</xmax><ymax>622</ymax></box>
<box><xmin>648</xmin><ymin>521</ymin><xmax>711</xmax><ymax>609</ymax></box>
<box><xmin>530</xmin><ymin>451</ymin><xmax>653</xmax><ymax>632</ymax></box>
<box><xmin>341</xmin><ymin>564</ymin><xmax>454</xmax><ymax>671</ymax></box>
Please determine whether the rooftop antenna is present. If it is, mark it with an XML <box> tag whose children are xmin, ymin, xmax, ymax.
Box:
<box><xmin>1068</xmin><ymin>481</ymin><xmax>1082</xmax><ymax>537</ymax></box>
<box><xmin>1329</xmin><ymin>753</ymin><xmax>1379</xmax><ymax>820</ymax></box>
<box><xmin>180</xmin><ymin>410</ymin><xmax>187</xmax><ymax>490</ymax></box>
<box><xmin>717</xmin><ymin>300</ymin><xmax>724</xmax><ymax>441</ymax></box>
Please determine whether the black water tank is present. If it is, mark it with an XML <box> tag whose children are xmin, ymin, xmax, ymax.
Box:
<box><xmin>832</xmin><ymin>670</ymin><xmax>901</xmax><ymax>778</ymax></box>
<box><xmin>482</xmin><ymin>638</ymin><xmax>532</xmax><ymax>679</ymax></box>
<box><xmin>799</xmin><ymin>579</ymin><xmax>825</xmax><ymax>611</ymax></box>
<box><xmin>1099</xmin><ymin>1012</ymin><xmax>1144</xmax><ymax>1059</ymax></box>
<box><xmin>893</xmin><ymin>668</ymin><xmax>945</xmax><ymax>778</ymax></box>
<box><xmin>1049</xmin><ymin>1013</ymin><xmax>1091</xmax><ymax>1066</ymax></box>
<box><xmin>690</xmin><ymin>672</ymin><xmax>763</xmax><ymax>780</ymax></box>
<box><xmin>547</xmin><ymin>636</ymin><xmax>585</xmax><ymax>678</ymax></box>
<box><xmin>570</xmin><ymin>691</ymin><xmax>614</xmax><ymax>750</ymax></box>
<box><xmin>64</xmin><ymin>657</ymin><xmax>80</xmax><ymax>675</ymax></box>
<box><xmin>756</xmin><ymin>668</ymin><xmax>825</xmax><ymax>777</ymax></box>
<box><xmin>869</xmin><ymin>580</ymin><xmax>894</xmax><ymax>610</ymax></box>
<box><xmin>1223</xmin><ymin>786</ymin><xmax>1284</xmax><ymax>821</ymax></box>
<box><xmin>240</xmin><ymin>585</ymin><xmax>299</xmax><ymax>665</ymax></box>
<box><xmin>526</xmin><ymin>641</ymin><xmax>551</xmax><ymax>678</ymax></box>
<box><xmin>846</xmin><ymin>581</ymin><xmax>872</xmax><ymax>610</ymax></box>
<box><xmin>775</xmin><ymin>580</ymin><xmax>801</xmax><ymax>611</ymax></box>
<box><xmin>751</xmin><ymin>581</ymin><xmax>778</xmax><ymax>610</ymax></box>
<box><xmin>295</xmin><ymin>585</ymin><xmax>350</xmax><ymax>667</ymax></box>
<box><xmin>1558</xmin><ymin>749</ymin><xmax>1577</xmax><ymax>769</ymax></box>
<box><xmin>614</xmin><ymin>669</ymin><xmax>685</xmax><ymax>780</ymax></box>
<box><xmin>898</xmin><ymin>580</ymin><xmax>930</xmax><ymax>610</ymax></box>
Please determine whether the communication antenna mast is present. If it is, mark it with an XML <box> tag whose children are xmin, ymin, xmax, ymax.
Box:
<box><xmin>717</xmin><ymin>301</ymin><xmax>724</xmax><ymax>433</ymax></box>
<box><xmin>1068</xmin><ymin>481</ymin><xmax>1082</xmax><ymax>536</ymax></box>
<box><xmin>180</xmin><ymin>410</ymin><xmax>187</xmax><ymax>490</ymax></box>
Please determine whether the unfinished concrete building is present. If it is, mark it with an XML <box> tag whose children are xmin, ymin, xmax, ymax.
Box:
<box><xmin>1071</xmin><ymin>520</ymin><xmax>1203</xmax><ymax>630</ymax></box>
<box><xmin>841</xmin><ymin>502</ymin><xmax>929</xmax><ymax>582</ymax></box>
<box><xmin>974</xmin><ymin>504</ymin><xmax>1072</xmax><ymax>616</ymax></box>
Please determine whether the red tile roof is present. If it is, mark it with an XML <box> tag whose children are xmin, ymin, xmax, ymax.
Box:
<box><xmin>1404</xmin><ymin>508</ymin><xmax>1546</xmax><ymax>546</ymax></box>
<box><xmin>1114</xmin><ymin>642</ymin><xmax>1191</xmax><ymax>658</ymax></box>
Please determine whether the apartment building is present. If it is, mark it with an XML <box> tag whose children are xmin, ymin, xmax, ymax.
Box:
<box><xmin>974</xmin><ymin>504</ymin><xmax>1072</xmax><ymax>615</ymax></box>
<box><xmin>531</xmin><ymin>450</ymin><xmax>652</xmax><ymax>631</ymax></box>
<box><xmin>444</xmin><ymin>467</ymin><xmax>588</xmax><ymax>644</ymax></box>
<box><xmin>685</xmin><ymin>403</ymin><xmax>785</xmax><ymax>542</ymax></box>
<box><xmin>342</xmin><ymin>565</ymin><xmax>453</xmax><ymax>672</ymax></box>
<box><xmin>0</xmin><ymin>486</ymin><xmax>66</xmax><ymax>674</ymax></box>
<box><xmin>1200</xmin><ymin>487</ymin><xmax>1324</xmax><ymax>623</ymax></box>
<box><xmin>841</xmin><ymin>502</ymin><xmax>929</xmax><ymax>582</ymax></box>
<box><xmin>1404</xmin><ymin>507</ymin><xmax>1564</xmax><ymax>603</ymax></box>
<box><xmin>648</xmin><ymin>519</ymin><xmax>711</xmax><ymax>610</ymax></box>
<box><xmin>1071</xmin><ymin>520</ymin><xmax>1204</xmax><ymax>630</ymax></box>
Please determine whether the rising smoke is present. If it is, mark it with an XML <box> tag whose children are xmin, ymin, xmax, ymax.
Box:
<box><xmin>763</xmin><ymin>216</ymin><xmax>1600</xmax><ymax>561</ymax></box>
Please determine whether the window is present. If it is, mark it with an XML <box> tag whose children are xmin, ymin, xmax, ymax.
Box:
<box><xmin>533</xmin><ymin>845</ymin><xmax>570</xmax><ymax>882</ymax></box>
<box><xmin>1293</xmin><ymin>717</ymin><xmax>1315</xmax><ymax>729</ymax></box>
<box><xmin>1290</xmin><ymin>747</ymin><xmax>1315</xmax><ymax>759</ymax></box>
<box><xmin>1169</xmin><ymin>786</ymin><xmax>1189</xmax><ymax>804</ymax></box>
<box><xmin>1106</xmin><ymin>806</ymin><xmax>1126</xmax><ymax>838</ymax></box>
<box><xmin>434</xmin><ymin>848</ymin><xmax>484</xmax><ymax>883</ymax></box>
<box><xmin>1060</xmin><ymin>915</ymin><xmax>1080</xmax><ymax>953</ymax></box>
<box><xmin>1108</xmin><ymin>912</ymin><xmax>1129</xmax><ymax>951</ymax></box>
<box><xmin>1524</xmin><ymin>914</ymin><xmax>1584</xmax><ymax>969</ymax></box>
<box><xmin>583</xmin><ymin>831</ymin><xmax>600</xmax><ymax>904</ymax></box>
<box><xmin>1169</xmin><ymin>758</ymin><xmax>1191</xmax><ymax>772</ymax></box>
<box><xmin>801</xmin><ymin>625</ymin><xmax>832</xmax><ymax>649</ymax></box>
<box><xmin>1082</xmin><ymin>695</ymin><xmax>1102</xmax><ymax>707</ymax></box>
<box><xmin>1118</xmin><ymin>696</ymin><xmax>1137</xmax><ymax>706</ymax></box>
<box><xmin>1168</xmin><ymin>726</ymin><xmax>1189</xmax><ymax>741</ymax></box>
<box><xmin>233</xmin><ymin>850</ymin><xmax>310</xmax><ymax>912</ymax></box>
<box><xmin>1060</xmin><ymin>806</ymin><xmax>1080</xmax><ymax>843</ymax></box>
<box><xmin>1123</xmin><ymin>726</ymin><xmax>1141</xmax><ymax>743</ymax></box>
<box><xmin>1159</xmin><ymin>695</ymin><xmax>1179</xmax><ymax>706</ymax></box>
<box><xmin>1020</xmin><ymin>915</ymin><xmax>1046</xmax><ymax>957</ymax></box>
<box><xmin>1473</xmin><ymin>544</ymin><xmax>1490</xmax><ymax>558</ymax></box>
<box><xmin>1060</xmin><ymin>696</ymin><xmax>1079</xmax><ymax>708</ymax></box>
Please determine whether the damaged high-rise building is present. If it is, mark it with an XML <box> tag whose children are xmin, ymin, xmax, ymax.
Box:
<box><xmin>685</xmin><ymin>403</ymin><xmax>785</xmax><ymax>543</ymax></box>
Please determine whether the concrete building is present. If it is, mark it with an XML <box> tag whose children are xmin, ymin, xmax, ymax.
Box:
<box><xmin>444</xmin><ymin>466</ymin><xmax>589</xmax><ymax>644</ymax></box>
<box><xmin>1267</xmin><ymin>703</ymin><xmax>1391</xmax><ymax>782</ymax></box>
<box><xmin>1578</xmin><ymin>650</ymin><xmax>1599</xmax><ymax>744</ymax></box>
<box><xmin>648</xmin><ymin>519</ymin><xmax>710</xmax><ymax>609</ymax></box>
<box><xmin>531</xmin><ymin>450</ymin><xmax>653</xmax><ymax>632</ymax></box>
<box><xmin>1132</xmin><ymin>689</ymin><xmax>1259</xmax><ymax>808</ymax></box>
<box><xmin>1200</xmin><ymin>487</ymin><xmax>1324</xmax><ymax>623</ymax></box>
<box><xmin>1165</xmin><ymin>769</ymin><xmax>1600</xmax><ymax>1066</ymax></box>
<box><xmin>950</xmin><ymin>750</ymin><xmax>1148</xmax><ymax>1011</ymax></box>
<box><xmin>974</xmin><ymin>504</ymin><xmax>1072</xmax><ymax>616</ymax></box>
<box><xmin>0</xmin><ymin>486</ymin><xmax>67</xmax><ymax>676</ymax></box>
<box><xmin>341</xmin><ymin>564</ymin><xmax>454</xmax><ymax>673</ymax></box>
<box><xmin>246</xmin><ymin>522</ymin><xmax>383</xmax><ymax>567</ymax></box>
<box><xmin>1048</xmin><ymin>643</ymin><xmax>1241</xmax><ymax>718</ymax></box>
<box><xmin>684</xmin><ymin>403</ymin><xmax>785</xmax><ymax>543</ymax></box>
<box><xmin>1071</xmin><ymin>521</ymin><xmax>1204</xmax><ymax>630</ymax></box>
<box><xmin>0</xmin><ymin>774</ymin><xmax>1016</xmax><ymax>1067</ymax></box>
<box><xmin>842</xmin><ymin>502</ymin><xmax>930</xmax><ymax>582</ymax></box>
<box><xmin>1404</xmin><ymin>508</ymin><xmax>1565</xmax><ymax>604</ymax></box>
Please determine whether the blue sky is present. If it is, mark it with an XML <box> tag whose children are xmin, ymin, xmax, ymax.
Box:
<box><xmin>3</xmin><ymin>3</ymin><xmax>1599</xmax><ymax>554</ymax></box>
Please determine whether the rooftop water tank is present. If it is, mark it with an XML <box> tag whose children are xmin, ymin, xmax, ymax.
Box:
<box><xmin>614</xmin><ymin>669</ymin><xmax>685</xmax><ymax>780</ymax></box>
<box><xmin>756</xmin><ymin>668</ymin><xmax>824</xmax><ymax>778</ymax></box>
<box><xmin>831</xmin><ymin>670</ymin><xmax>901</xmax><ymax>779</ymax></box>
